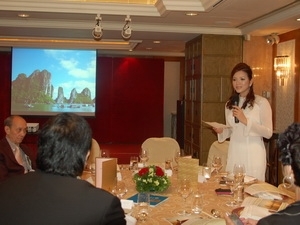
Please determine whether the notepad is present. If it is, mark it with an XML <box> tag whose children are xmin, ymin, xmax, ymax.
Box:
<box><xmin>127</xmin><ymin>193</ymin><xmax>168</xmax><ymax>207</ymax></box>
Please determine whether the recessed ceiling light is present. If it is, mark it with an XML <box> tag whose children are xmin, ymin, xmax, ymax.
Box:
<box><xmin>146</xmin><ymin>47</ymin><xmax>152</xmax><ymax>50</ymax></box>
<box><xmin>297</xmin><ymin>18</ymin><xmax>300</xmax><ymax>22</ymax></box>
<box><xmin>18</xmin><ymin>13</ymin><xmax>30</xmax><ymax>18</ymax></box>
<box><xmin>153</xmin><ymin>41</ymin><xmax>160</xmax><ymax>44</ymax></box>
<box><xmin>185</xmin><ymin>12</ymin><xmax>198</xmax><ymax>16</ymax></box>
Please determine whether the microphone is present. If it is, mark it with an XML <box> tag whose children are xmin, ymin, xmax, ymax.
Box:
<box><xmin>233</xmin><ymin>95</ymin><xmax>239</xmax><ymax>123</ymax></box>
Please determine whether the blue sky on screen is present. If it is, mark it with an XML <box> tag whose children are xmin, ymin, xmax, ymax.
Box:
<box><xmin>12</xmin><ymin>48</ymin><xmax>96</xmax><ymax>99</ymax></box>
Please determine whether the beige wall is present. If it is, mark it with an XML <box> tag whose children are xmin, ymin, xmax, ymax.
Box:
<box><xmin>243</xmin><ymin>36</ymin><xmax>273</xmax><ymax>105</ymax></box>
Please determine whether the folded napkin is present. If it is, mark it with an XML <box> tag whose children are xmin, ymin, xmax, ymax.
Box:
<box><xmin>120</xmin><ymin>199</ymin><xmax>134</xmax><ymax>214</ymax></box>
<box><xmin>240</xmin><ymin>205</ymin><xmax>271</xmax><ymax>220</ymax></box>
<box><xmin>125</xmin><ymin>215</ymin><xmax>137</xmax><ymax>225</ymax></box>
<box><xmin>244</xmin><ymin>175</ymin><xmax>257</xmax><ymax>184</ymax></box>
<box><xmin>253</xmin><ymin>192</ymin><xmax>282</xmax><ymax>200</ymax></box>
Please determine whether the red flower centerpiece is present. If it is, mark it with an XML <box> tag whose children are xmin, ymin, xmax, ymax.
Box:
<box><xmin>133</xmin><ymin>165</ymin><xmax>170</xmax><ymax>192</ymax></box>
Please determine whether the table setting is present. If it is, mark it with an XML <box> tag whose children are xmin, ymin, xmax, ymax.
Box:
<box><xmin>81</xmin><ymin>155</ymin><xmax>295</xmax><ymax>225</ymax></box>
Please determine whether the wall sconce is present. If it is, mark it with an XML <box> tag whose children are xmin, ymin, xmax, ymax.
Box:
<box><xmin>121</xmin><ymin>15</ymin><xmax>132</xmax><ymax>40</ymax></box>
<box><xmin>266</xmin><ymin>33</ymin><xmax>280</xmax><ymax>45</ymax></box>
<box><xmin>92</xmin><ymin>14</ymin><xmax>103</xmax><ymax>40</ymax></box>
<box><xmin>274</xmin><ymin>55</ymin><xmax>290</xmax><ymax>86</ymax></box>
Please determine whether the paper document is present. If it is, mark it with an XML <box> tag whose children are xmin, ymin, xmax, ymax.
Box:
<box><xmin>202</xmin><ymin>121</ymin><xmax>230</xmax><ymax>129</ymax></box>
<box><xmin>242</xmin><ymin>196</ymin><xmax>289</xmax><ymax>212</ymax></box>
<box><xmin>245</xmin><ymin>183</ymin><xmax>294</xmax><ymax>200</ymax></box>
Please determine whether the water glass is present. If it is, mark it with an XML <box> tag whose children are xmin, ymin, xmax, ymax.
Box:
<box><xmin>137</xmin><ymin>192</ymin><xmax>150</xmax><ymax>222</ymax></box>
<box><xmin>202</xmin><ymin>166</ymin><xmax>211</xmax><ymax>179</ymax></box>
<box><xmin>101</xmin><ymin>150</ymin><xmax>110</xmax><ymax>158</ymax></box>
<box><xmin>191</xmin><ymin>190</ymin><xmax>203</xmax><ymax>214</ymax></box>
<box><xmin>129</xmin><ymin>156</ymin><xmax>139</xmax><ymax>171</ymax></box>
<box><xmin>233</xmin><ymin>183</ymin><xmax>244</xmax><ymax>203</ymax></box>
<box><xmin>111</xmin><ymin>180</ymin><xmax>128</xmax><ymax>199</ymax></box>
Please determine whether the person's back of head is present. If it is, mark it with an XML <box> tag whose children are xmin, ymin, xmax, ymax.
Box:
<box><xmin>36</xmin><ymin>113</ymin><xmax>92</xmax><ymax>178</ymax></box>
<box><xmin>278</xmin><ymin>122</ymin><xmax>300</xmax><ymax>187</ymax></box>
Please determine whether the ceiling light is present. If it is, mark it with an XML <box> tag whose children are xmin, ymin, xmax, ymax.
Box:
<box><xmin>297</xmin><ymin>18</ymin><xmax>300</xmax><ymax>21</ymax></box>
<box><xmin>121</xmin><ymin>15</ymin><xmax>132</xmax><ymax>40</ymax></box>
<box><xmin>185</xmin><ymin>12</ymin><xmax>198</xmax><ymax>16</ymax></box>
<box><xmin>153</xmin><ymin>41</ymin><xmax>161</xmax><ymax>44</ymax></box>
<box><xmin>92</xmin><ymin>14</ymin><xmax>103</xmax><ymax>40</ymax></box>
<box><xmin>18</xmin><ymin>13</ymin><xmax>29</xmax><ymax>18</ymax></box>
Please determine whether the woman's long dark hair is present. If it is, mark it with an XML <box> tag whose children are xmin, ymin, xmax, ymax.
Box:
<box><xmin>226</xmin><ymin>62</ymin><xmax>255</xmax><ymax>110</ymax></box>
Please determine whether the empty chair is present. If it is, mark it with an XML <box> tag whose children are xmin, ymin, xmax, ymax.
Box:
<box><xmin>141</xmin><ymin>137</ymin><xmax>180</xmax><ymax>167</ymax></box>
<box><xmin>87</xmin><ymin>138</ymin><xmax>101</xmax><ymax>166</ymax></box>
<box><xmin>206</xmin><ymin>141</ymin><xmax>229</xmax><ymax>172</ymax></box>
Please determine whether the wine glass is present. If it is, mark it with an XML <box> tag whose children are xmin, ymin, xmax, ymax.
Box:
<box><xmin>111</xmin><ymin>180</ymin><xmax>128</xmax><ymax>199</ymax></box>
<box><xmin>233</xmin><ymin>163</ymin><xmax>246</xmax><ymax>183</ymax></box>
<box><xmin>232</xmin><ymin>163</ymin><xmax>246</xmax><ymax>203</ymax></box>
<box><xmin>211</xmin><ymin>155</ymin><xmax>222</xmax><ymax>174</ymax></box>
<box><xmin>129</xmin><ymin>156</ymin><xmax>139</xmax><ymax>171</ymax></box>
<box><xmin>174</xmin><ymin>150</ymin><xmax>181</xmax><ymax>171</ymax></box>
<box><xmin>137</xmin><ymin>192</ymin><xmax>150</xmax><ymax>222</ymax></box>
<box><xmin>139</xmin><ymin>148</ymin><xmax>149</xmax><ymax>167</ymax></box>
<box><xmin>177</xmin><ymin>178</ymin><xmax>193</xmax><ymax>215</ymax></box>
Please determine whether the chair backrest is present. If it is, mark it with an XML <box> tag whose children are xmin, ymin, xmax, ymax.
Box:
<box><xmin>87</xmin><ymin>138</ymin><xmax>101</xmax><ymax>165</ymax></box>
<box><xmin>141</xmin><ymin>137</ymin><xmax>180</xmax><ymax>166</ymax></box>
<box><xmin>206</xmin><ymin>140</ymin><xmax>229</xmax><ymax>172</ymax></box>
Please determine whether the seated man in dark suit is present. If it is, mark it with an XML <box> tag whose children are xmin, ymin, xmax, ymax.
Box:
<box><xmin>0</xmin><ymin>112</ymin><xmax>126</xmax><ymax>225</ymax></box>
<box><xmin>0</xmin><ymin>115</ymin><xmax>36</xmax><ymax>182</ymax></box>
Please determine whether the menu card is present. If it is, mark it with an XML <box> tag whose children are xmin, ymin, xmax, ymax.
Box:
<box><xmin>95</xmin><ymin>157</ymin><xmax>117</xmax><ymax>192</ymax></box>
<box><xmin>177</xmin><ymin>157</ymin><xmax>199</xmax><ymax>183</ymax></box>
<box><xmin>127</xmin><ymin>193</ymin><xmax>168</xmax><ymax>207</ymax></box>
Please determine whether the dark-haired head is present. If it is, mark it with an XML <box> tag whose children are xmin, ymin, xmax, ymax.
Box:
<box><xmin>278</xmin><ymin>123</ymin><xmax>300</xmax><ymax>187</ymax></box>
<box><xmin>36</xmin><ymin>113</ymin><xmax>92</xmax><ymax>177</ymax></box>
<box><xmin>226</xmin><ymin>62</ymin><xmax>255</xmax><ymax>109</ymax></box>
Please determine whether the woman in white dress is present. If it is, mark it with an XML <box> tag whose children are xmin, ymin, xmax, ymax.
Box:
<box><xmin>213</xmin><ymin>63</ymin><xmax>273</xmax><ymax>181</ymax></box>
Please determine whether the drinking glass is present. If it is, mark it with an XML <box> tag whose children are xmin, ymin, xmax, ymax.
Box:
<box><xmin>101</xmin><ymin>150</ymin><xmax>109</xmax><ymax>158</ymax></box>
<box><xmin>191</xmin><ymin>190</ymin><xmax>203</xmax><ymax>214</ymax></box>
<box><xmin>233</xmin><ymin>163</ymin><xmax>246</xmax><ymax>183</ymax></box>
<box><xmin>111</xmin><ymin>180</ymin><xmax>128</xmax><ymax>199</ymax></box>
<box><xmin>225</xmin><ymin>179</ymin><xmax>238</xmax><ymax>207</ymax></box>
<box><xmin>129</xmin><ymin>156</ymin><xmax>139</xmax><ymax>171</ymax></box>
<box><xmin>85</xmin><ymin>162</ymin><xmax>96</xmax><ymax>174</ymax></box>
<box><xmin>211</xmin><ymin>155</ymin><xmax>222</xmax><ymax>174</ymax></box>
<box><xmin>139</xmin><ymin>148</ymin><xmax>149</xmax><ymax>167</ymax></box>
<box><xmin>177</xmin><ymin>178</ymin><xmax>192</xmax><ymax>215</ymax></box>
<box><xmin>137</xmin><ymin>192</ymin><xmax>150</xmax><ymax>222</ymax></box>
<box><xmin>174</xmin><ymin>150</ymin><xmax>181</xmax><ymax>171</ymax></box>
<box><xmin>232</xmin><ymin>163</ymin><xmax>246</xmax><ymax>203</ymax></box>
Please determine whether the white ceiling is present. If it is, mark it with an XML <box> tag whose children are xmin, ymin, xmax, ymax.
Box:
<box><xmin>0</xmin><ymin>0</ymin><xmax>300</xmax><ymax>56</ymax></box>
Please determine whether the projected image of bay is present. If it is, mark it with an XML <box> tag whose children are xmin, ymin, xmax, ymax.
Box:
<box><xmin>11</xmin><ymin>48</ymin><xmax>97</xmax><ymax>116</ymax></box>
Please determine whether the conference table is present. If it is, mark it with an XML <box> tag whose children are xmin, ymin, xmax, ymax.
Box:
<box><xmin>81</xmin><ymin>165</ymin><xmax>294</xmax><ymax>225</ymax></box>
